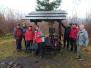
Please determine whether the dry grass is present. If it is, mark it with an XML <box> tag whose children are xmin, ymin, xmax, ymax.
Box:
<box><xmin>0</xmin><ymin>36</ymin><xmax>91</xmax><ymax>68</ymax></box>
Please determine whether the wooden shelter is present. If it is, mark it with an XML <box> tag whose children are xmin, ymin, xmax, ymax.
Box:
<box><xmin>22</xmin><ymin>10</ymin><xmax>67</xmax><ymax>44</ymax></box>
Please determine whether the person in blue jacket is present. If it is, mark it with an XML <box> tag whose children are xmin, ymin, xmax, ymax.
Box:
<box><xmin>76</xmin><ymin>24</ymin><xmax>89</xmax><ymax>60</ymax></box>
<box><xmin>22</xmin><ymin>23</ymin><xmax>27</xmax><ymax>49</ymax></box>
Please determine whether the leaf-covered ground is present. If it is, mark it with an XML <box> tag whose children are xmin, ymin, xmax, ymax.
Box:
<box><xmin>0</xmin><ymin>36</ymin><xmax>91</xmax><ymax>68</ymax></box>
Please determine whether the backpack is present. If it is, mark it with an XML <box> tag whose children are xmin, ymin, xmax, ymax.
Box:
<box><xmin>16</xmin><ymin>28</ymin><xmax>22</xmax><ymax>37</ymax></box>
<box><xmin>70</xmin><ymin>27</ymin><xmax>78</xmax><ymax>40</ymax></box>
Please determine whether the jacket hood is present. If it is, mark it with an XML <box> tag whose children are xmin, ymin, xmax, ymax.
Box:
<box><xmin>72</xmin><ymin>26</ymin><xmax>77</xmax><ymax>29</ymax></box>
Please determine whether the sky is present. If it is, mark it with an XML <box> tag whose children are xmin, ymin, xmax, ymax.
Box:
<box><xmin>0</xmin><ymin>0</ymin><xmax>91</xmax><ymax>19</ymax></box>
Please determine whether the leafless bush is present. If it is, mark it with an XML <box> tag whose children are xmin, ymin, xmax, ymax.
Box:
<box><xmin>0</xmin><ymin>11</ymin><xmax>21</xmax><ymax>36</ymax></box>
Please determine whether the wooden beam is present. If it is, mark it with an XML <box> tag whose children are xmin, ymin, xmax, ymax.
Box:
<box><xmin>57</xmin><ymin>20</ymin><xmax>62</xmax><ymax>45</ymax></box>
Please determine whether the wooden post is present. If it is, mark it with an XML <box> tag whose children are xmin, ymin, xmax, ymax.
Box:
<box><xmin>35</xmin><ymin>21</ymin><xmax>38</xmax><ymax>25</ymax></box>
<box><xmin>48</xmin><ymin>21</ymin><xmax>55</xmax><ymax>37</ymax></box>
<box><xmin>58</xmin><ymin>20</ymin><xmax>62</xmax><ymax>44</ymax></box>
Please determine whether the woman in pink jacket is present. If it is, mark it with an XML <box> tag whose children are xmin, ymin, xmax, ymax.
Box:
<box><xmin>33</xmin><ymin>25</ymin><xmax>45</xmax><ymax>58</ymax></box>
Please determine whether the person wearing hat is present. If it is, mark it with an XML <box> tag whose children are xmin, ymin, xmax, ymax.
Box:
<box><xmin>14</xmin><ymin>24</ymin><xmax>23</xmax><ymax>51</ymax></box>
<box><xmin>76</xmin><ymin>24</ymin><xmax>89</xmax><ymax>60</ymax></box>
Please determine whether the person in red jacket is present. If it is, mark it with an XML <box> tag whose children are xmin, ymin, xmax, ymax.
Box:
<box><xmin>69</xmin><ymin>24</ymin><xmax>79</xmax><ymax>52</ymax></box>
<box><xmin>33</xmin><ymin>25</ymin><xmax>45</xmax><ymax>58</ymax></box>
<box><xmin>25</xmin><ymin>26</ymin><xmax>33</xmax><ymax>51</ymax></box>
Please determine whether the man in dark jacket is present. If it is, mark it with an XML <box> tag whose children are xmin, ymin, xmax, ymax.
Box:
<box><xmin>14</xmin><ymin>24</ymin><xmax>22</xmax><ymax>51</ymax></box>
<box><xmin>63</xmin><ymin>25</ymin><xmax>71</xmax><ymax>49</ymax></box>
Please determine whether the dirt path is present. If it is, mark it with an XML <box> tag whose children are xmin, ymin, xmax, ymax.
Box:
<box><xmin>0</xmin><ymin>49</ymin><xmax>91</xmax><ymax>68</ymax></box>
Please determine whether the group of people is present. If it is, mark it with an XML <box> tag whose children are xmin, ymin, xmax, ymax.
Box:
<box><xmin>63</xmin><ymin>23</ymin><xmax>89</xmax><ymax>60</ymax></box>
<box><xmin>14</xmin><ymin>24</ymin><xmax>45</xmax><ymax>58</ymax></box>
<box><xmin>14</xmin><ymin>22</ymin><xmax>89</xmax><ymax>60</ymax></box>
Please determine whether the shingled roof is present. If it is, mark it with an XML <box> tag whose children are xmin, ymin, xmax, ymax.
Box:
<box><xmin>22</xmin><ymin>10</ymin><xmax>67</xmax><ymax>21</ymax></box>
